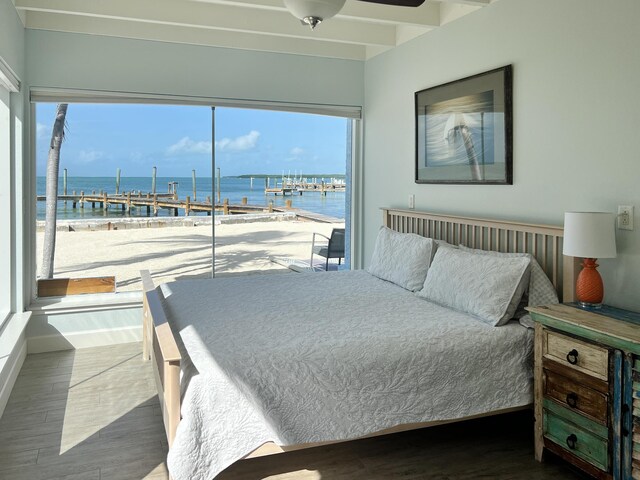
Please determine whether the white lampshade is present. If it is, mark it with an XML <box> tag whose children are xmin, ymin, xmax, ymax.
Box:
<box><xmin>563</xmin><ymin>212</ymin><xmax>617</xmax><ymax>259</ymax></box>
<box><xmin>284</xmin><ymin>0</ymin><xmax>346</xmax><ymax>22</ymax></box>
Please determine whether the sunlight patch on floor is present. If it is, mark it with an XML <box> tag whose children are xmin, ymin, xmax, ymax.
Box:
<box><xmin>60</xmin><ymin>349</ymin><xmax>157</xmax><ymax>454</ymax></box>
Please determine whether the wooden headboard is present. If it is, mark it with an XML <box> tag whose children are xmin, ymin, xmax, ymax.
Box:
<box><xmin>382</xmin><ymin>208</ymin><xmax>578</xmax><ymax>303</ymax></box>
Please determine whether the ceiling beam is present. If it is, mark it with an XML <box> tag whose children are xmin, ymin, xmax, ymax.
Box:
<box><xmin>24</xmin><ymin>11</ymin><xmax>369</xmax><ymax>60</ymax></box>
<box><xmin>15</xmin><ymin>0</ymin><xmax>398</xmax><ymax>46</ymax></box>
<box><xmin>439</xmin><ymin>2</ymin><xmax>482</xmax><ymax>25</ymax></box>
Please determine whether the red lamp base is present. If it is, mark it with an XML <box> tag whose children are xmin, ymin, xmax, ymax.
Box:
<box><xmin>576</xmin><ymin>258</ymin><xmax>604</xmax><ymax>308</ymax></box>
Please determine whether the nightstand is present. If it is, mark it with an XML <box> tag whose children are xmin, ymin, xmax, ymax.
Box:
<box><xmin>529</xmin><ymin>304</ymin><xmax>640</xmax><ymax>480</ymax></box>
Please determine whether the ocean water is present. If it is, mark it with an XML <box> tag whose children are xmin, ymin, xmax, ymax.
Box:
<box><xmin>36</xmin><ymin>176</ymin><xmax>346</xmax><ymax>220</ymax></box>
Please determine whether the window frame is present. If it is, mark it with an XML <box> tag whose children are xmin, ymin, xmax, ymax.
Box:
<box><xmin>0</xmin><ymin>86</ymin><xmax>11</xmax><ymax>327</ymax></box>
<box><xmin>0</xmin><ymin>56</ymin><xmax>20</xmax><ymax>328</ymax></box>
<box><xmin>28</xmin><ymin>88</ymin><xmax>363</xmax><ymax>308</ymax></box>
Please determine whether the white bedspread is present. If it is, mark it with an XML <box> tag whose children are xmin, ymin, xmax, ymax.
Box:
<box><xmin>159</xmin><ymin>270</ymin><xmax>533</xmax><ymax>480</ymax></box>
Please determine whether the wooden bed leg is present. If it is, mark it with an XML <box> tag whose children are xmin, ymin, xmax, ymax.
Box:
<box><xmin>534</xmin><ymin>322</ymin><xmax>545</xmax><ymax>462</ymax></box>
<box><xmin>166</xmin><ymin>360</ymin><xmax>181</xmax><ymax>447</ymax></box>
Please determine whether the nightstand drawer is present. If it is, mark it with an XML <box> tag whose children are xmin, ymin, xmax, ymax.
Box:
<box><xmin>544</xmin><ymin>369</ymin><xmax>608</xmax><ymax>425</ymax></box>
<box><xmin>543</xmin><ymin>409</ymin><xmax>609</xmax><ymax>471</ymax></box>
<box><xmin>545</xmin><ymin>330</ymin><xmax>609</xmax><ymax>380</ymax></box>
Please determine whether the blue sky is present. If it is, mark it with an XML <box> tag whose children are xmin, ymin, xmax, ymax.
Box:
<box><xmin>36</xmin><ymin>104</ymin><xmax>348</xmax><ymax>177</ymax></box>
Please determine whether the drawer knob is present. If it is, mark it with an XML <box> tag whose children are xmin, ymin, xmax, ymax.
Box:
<box><xmin>566</xmin><ymin>434</ymin><xmax>578</xmax><ymax>450</ymax></box>
<box><xmin>566</xmin><ymin>392</ymin><xmax>578</xmax><ymax>408</ymax></box>
<box><xmin>566</xmin><ymin>349</ymin><xmax>579</xmax><ymax>365</ymax></box>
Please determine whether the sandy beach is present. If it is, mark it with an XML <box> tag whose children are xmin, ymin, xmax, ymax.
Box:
<box><xmin>36</xmin><ymin>219</ymin><xmax>345</xmax><ymax>292</ymax></box>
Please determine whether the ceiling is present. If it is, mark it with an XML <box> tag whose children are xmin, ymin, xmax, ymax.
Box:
<box><xmin>13</xmin><ymin>0</ymin><xmax>494</xmax><ymax>61</ymax></box>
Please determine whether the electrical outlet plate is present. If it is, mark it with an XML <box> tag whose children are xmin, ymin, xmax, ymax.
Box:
<box><xmin>618</xmin><ymin>205</ymin><xmax>634</xmax><ymax>230</ymax></box>
<box><xmin>408</xmin><ymin>194</ymin><xmax>415</xmax><ymax>209</ymax></box>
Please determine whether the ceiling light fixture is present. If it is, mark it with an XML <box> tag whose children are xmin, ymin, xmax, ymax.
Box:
<box><xmin>283</xmin><ymin>0</ymin><xmax>346</xmax><ymax>29</ymax></box>
<box><xmin>283</xmin><ymin>0</ymin><xmax>426</xmax><ymax>30</ymax></box>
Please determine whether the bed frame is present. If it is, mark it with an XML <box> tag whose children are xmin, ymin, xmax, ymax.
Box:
<box><xmin>141</xmin><ymin>207</ymin><xmax>578</xmax><ymax>460</ymax></box>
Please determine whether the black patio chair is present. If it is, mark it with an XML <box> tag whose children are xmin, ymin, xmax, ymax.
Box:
<box><xmin>310</xmin><ymin>228</ymin><xmax>345</xmax><ymax>271</ymax></box>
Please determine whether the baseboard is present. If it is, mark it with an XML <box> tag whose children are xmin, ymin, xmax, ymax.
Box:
<box><xmin>27</xmin><ymin>325</ymin><xmax>142</xmax><ymax>353</ymax></box>
<box><xmin>0</xmin><ymin>339</ymin><xmax>27</xmax><ymax>418</ymax></box>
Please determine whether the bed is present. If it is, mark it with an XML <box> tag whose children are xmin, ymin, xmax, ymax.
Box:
<box><xmin>141</xmin><ymin>208</ymin><xmax>578</xmax><ymax>480</ymax></box>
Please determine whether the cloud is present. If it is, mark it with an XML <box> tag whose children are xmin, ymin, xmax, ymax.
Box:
<box><xmin>76</xmin><ymin>150</ymin><xmax>106</xmax><ymax>164</ymax></box>
<box><xmin>166</xmin><ymin>131</ymin><xmax>260</xmax><ymax>156</ymax></box>
<box><xmin>166</xmin><ymin>137</ymin><xmax>212</xmax><ymax>155</ymax></box>
<box><xmin>36</xmin><ymin>123</ymin><xmax>50</xmax><ymax>139</ymax></box>
<box><xmin>285</xmin><ymin>146</ymin><xmax>307</xmax><ymax>162</ymax></box>
<box><xmin>216</xmin><ymin>130</ymin><xmax>260</xmax><ymax>152</ymax></box>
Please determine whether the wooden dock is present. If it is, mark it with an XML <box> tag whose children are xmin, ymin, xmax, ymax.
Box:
<box><xmin>265</xmin><ymin>187</ymin><xmax>296</xmax><ymax>196</ymax></box>
<box><xmin>265</xmin><ymin>181</ymin><xmax>345</xmax><ymax>196</ymax></box>
<box><xmin>36</xmin><ymin>192</ymin><xmax>343</xmax><ymax>223</ymax></box>
<box><xmin>36</xmin><ymin>192</ymin><xmax>275</xmax><ymax>216</ymax></box>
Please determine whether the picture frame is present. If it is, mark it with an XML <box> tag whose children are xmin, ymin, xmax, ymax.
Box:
<box><xmin>415</xmin><ymin>65</ymin><xmax>513</xmax><ymax>184</ymax></box>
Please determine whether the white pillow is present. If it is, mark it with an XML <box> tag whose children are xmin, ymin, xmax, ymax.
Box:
<box><xmin>417</xmin><ymin>247</ymin><xmax>531</xmax><ymax>326</ymax></box>
<box><xmin>367</xmin><ymin>227</ymin><xmax>434</xmax><ymax>292</ymax></box>
<box><xmin>457</xmin><ymin>245</ymin><xmax>559</xmax><ymax>311</ymax></box>
<box><xmin>431</xmin><ymin>239</ymin><xmax>457</xmax><ymax>261</ymax></box>
<box><xmin>457</xmin><ymin>246</ymin><xmax>531</xmax><ymax>322</ymax></box>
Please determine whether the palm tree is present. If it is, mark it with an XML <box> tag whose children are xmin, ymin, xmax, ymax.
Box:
<box><xmin>40</xmin><ymin>103</ymin><xmax>68</xmax><ymax>279</ymax></box>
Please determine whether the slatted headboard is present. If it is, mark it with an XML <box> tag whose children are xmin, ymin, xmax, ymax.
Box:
<box><xmin>382</xmin><ymin>208</ymin><xmax>578</xmax><ymax>303</ymax></box>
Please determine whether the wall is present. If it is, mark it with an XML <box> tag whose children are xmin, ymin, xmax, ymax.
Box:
<box><xmin>0</xmin><ymin>0</ymin><xmax>25</xmax><ymax>78</ymax></box>
<box><xmin>363</xmin><ymin>0</ymin><xmax>640</xmax><ymax>311</ymax></box>
<box><xmin>26</xmin><ymin>30</ymin><xmax>363</xmax><ymax>107</ymax></box>
<box><xmin>24</xmin><ymin>29</ymin><xmax>364</xmax><ymax>351</ymax></box>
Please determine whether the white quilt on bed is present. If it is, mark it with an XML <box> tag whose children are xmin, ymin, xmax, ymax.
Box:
<box><xmin>159</xmin><ymin>270</ymin><xmax>533</xmax><ymax>480</ymax></box>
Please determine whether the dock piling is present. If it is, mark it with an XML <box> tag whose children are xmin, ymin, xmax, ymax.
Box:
<box><xmin>192</xmin><ymin>170</ymin><xmax>197</xmax><ymax>201</ymax></box>
<box><xmin>116</xmin><ymin>168</ymin><xmax>121</xmax><ymax>195</ymax></box>
<box><xmin>63</xmin><ymin>168</ymin><xmax>68</xmax><ymax>204</ymax></box>
<box><xmin>185</xmin><ymin>195</ymin><xmax>191</xmax><ymax>216</ymax></box>
<box><xmin>152</xmin><ymin>166</ymin><xmax>157</xmax><ymax>194</ymax></box>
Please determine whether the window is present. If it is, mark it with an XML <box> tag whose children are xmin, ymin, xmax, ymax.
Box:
<box><xmin>35</xmin><ymin>103</ymin><xmax>213</xmax><ymax>294</ymax></box>
<box><xmin>34</xmin><ymin>99</ymin><xmax>355</xmax><ymax>297</ymax></box>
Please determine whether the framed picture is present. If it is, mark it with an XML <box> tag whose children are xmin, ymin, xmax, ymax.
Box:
<box><xmin>415</xmin><ymin>65</ymin><xmax>512</xmax><ymax>184</ymax></box>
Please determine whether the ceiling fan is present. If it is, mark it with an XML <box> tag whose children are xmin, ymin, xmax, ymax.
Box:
<box><xmin>284</xmin><ymin>0</ymin><xmax>426</xmax><ymax>29</ymax></box>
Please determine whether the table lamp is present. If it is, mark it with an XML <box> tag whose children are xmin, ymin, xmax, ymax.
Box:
<box><xmin>563</xmin><ymin>212</ymin><xmax>617</xmax><ymax>308</ymax></box>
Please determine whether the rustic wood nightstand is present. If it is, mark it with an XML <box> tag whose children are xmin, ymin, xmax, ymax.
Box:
<box><xmin>529</xmin><ymin>303</ymin><xmax>640</xmax><ymax>480</ymax></box>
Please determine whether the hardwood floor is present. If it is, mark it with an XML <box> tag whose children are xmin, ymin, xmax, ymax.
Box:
<box><xmin>0</xmin><ymin>342</ymin><xmax>168</xmax><ymax>480</ymax></box>
<box><xmin>0</xmin><ymin>343</ymin><xmax>588</xmax><ymax>480</ymax></box>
